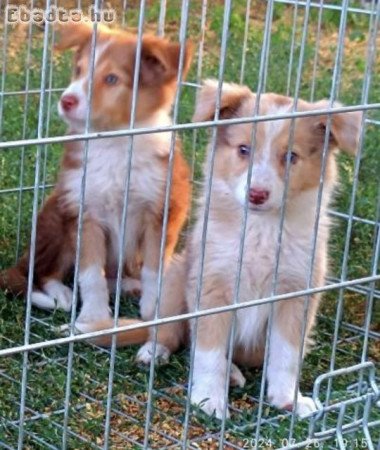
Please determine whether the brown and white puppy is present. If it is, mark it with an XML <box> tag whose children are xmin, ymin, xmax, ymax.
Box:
<box><xmin>0</xmin><ymin>21</ymin><xmax>192</xmax><ymax>329</ymax></box>
<box><xmin>81</xmin><ymin>80</ymin><xmax>361</xmax><ymax>419</ymax></box>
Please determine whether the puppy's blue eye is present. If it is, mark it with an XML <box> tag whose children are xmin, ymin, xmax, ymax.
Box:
<box><xmin>105</xmin><ymin>74</ymin><xmax>118</xmax><ymax>85</ymax></box>
<box><xmin>238</xmin><ymin>144</ymin><xmax>251</xmax><ymax>157</ymax></box>
<box><xmin>283</xmin><ymin>151</ymin><xmax>299</xmax><ymax>164</ymax></box>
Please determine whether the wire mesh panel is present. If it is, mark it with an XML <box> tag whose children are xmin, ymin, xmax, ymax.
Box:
<box><xmin>0</xmin><ymin>1</ymin><xmax>379</xmax><ymax>449</ymax></box>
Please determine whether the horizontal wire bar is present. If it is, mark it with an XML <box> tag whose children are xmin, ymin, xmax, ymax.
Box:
<box><xmin>274</xmin><ymin>0</ymin><xmax>378</xmax><ymax>15</ymax></box>
<box><xmin>0</xmin><ymin>310</ymin><xmax>376</xmax><ymax>447</ymax></box>
<box><xmin>0</xmin><ymin>87</ymin><xmax>65</xmax><ymax>97</ymax></box>
<box><xmin>312</xmin><ymin>418</ymin><xmax>380</xmax><ymax>441</ymax></box>
<box><xmin>366</xmin><ymin>119</ymin><xmax>380</xmax><ymax>126</ymax></box>
<box><xmin>328</xmin><ymin>210</ymin><xmax>380</xmax><ymax>227</ymax></box>
<box><xmin>3</xmin><ymin>423</ymin><xmax>59</xmax><ymax>450</ymax></box>
<box><xmin>1</xmin><ymin>103</ymin><xmax>379</xmax><ymax>150</ymax></box>
<box><xmin>327</xmin><ymin>276</ymin><xmax>380</xmax><ymax>299</ymax></box>
<box><xmin>0</xmin><ymin>338</ymin><xmax>195</xmax><ymax>448</ymax></box>
<box><xmin>332</xmin><ymin>321</ymin><xmax>380</xmax><ymax>340</ymax></box>
<box><xmin>0</xmin><ymin>184</ymin><xmax>54</xmax><ymax>195</ymax></box>
<box><xmin>0</xmin><ymin>274</ymin><xmax>378</xmax><ymax>357</ymax></box>
<box><xmin>2</xmin><ymin>184</ymin><xmax>378</xmax><ymax>231</ymax></box>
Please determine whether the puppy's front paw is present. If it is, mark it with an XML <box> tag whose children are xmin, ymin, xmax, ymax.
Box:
<box><xmin>294</xmin><ymin>395</ymin><xmax>317</xmax><ymax>418</ymax></box>
<box><xmin>58</xmin><ymin>320</ymin><xmax>99</xmax><ymax>335</ymax></box>
<box><xmin>76</xmin><ymin>305</ymin><xmax>111</xmax><ymax>325</ymax></box>
<box><xmin>268</xmin><ymin>388</ymin><xmax>316</xmax><ymax>418</ymax></box>
<box><xmin>191</xmin><ymin>382</ymin><xmax>230</xmax><ymax>419</ymax></box>
<box><xmin>230</xmin><ymin>363</ymin><xmax>246</xmax><ymax>388</ymax></box>
<box><xmin>136</xmin><ymin>341</ymin><xmax>171</xmax><ymax>365</ymax></box>
<box><xmin>42</xmin><ymin>280</ymin><xmax>73</xmax><ymax>312</ymax></box>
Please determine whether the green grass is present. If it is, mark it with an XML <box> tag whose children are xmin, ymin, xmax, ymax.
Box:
<box><xmin>0</xmin><ymin>1</ymin><xmax>379</xmax><ymax>448</ymax></box>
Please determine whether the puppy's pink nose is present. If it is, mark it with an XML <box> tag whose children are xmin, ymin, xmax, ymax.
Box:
<box><xmin>249</xmin><ymin>188</ymin><xmax>270</xmax><ymax>205</ymax></box>
<box><xmin>61</xmin><ymin>94</ymin><xmax>78</xmax><ymax>112</ymax></box>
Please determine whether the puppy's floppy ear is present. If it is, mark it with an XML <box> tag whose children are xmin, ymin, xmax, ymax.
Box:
<box><xmin>139</xmin><ymin>36</ymin><xmax>193</xmax><ymax>86</ymax></box>
<box><xmin>192</xmin><ymin>79</ymin><xmax>252</xmax><ymax>122</ymax></box>
<box><xmin>312</xmin><ymin>100</ymin><xmax>362</xmax><ymax>155</ymax></box>
<box><xmin>54</xmin><ymin>21</ymin><xmax>109</xmax><ymax>51</ymax></box>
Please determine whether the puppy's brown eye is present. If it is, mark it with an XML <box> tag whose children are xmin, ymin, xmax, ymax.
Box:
<box><xmin>75</xmin><ymin>66</ymin><xmax>81</xmax><ymax>77</ymax></box>
<box><xmin>105</xmin><ymin>74</ymin><xmax>119</xmax><ymax>85</ymax></box>
<box><xmin>238</xmin><ymin>144</ymin><xmax>251</xmax><ymax>157</ymax></box>
<box><xmin>282</xmin><ymin>151</ymin><xmax>298</xmax><ymax>165</ymax></box>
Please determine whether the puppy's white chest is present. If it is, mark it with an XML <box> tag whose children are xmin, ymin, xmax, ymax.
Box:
<box><xmin>63</xmin><ymin>136</ymin><xmax>166</xmax><ymax>225</ymax></box>
<box><xmin>239</xmin><ymin>217</ymin><xmax>312</xmax><ymax>299</ymax></box>
<box><xmin>239</xmin><ymin>219</ymin><xmax>280</xmax><ymax>299</ymax></box>
<box><xmin>234</xmin><ymin>216</ymin><xmax>313</xmax><ymax>347</ymax></box>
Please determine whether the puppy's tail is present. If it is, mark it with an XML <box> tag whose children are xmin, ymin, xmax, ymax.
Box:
<box><xmin>77</xmin><ymin>318</ymin><xmax>149</xmax><ymax>347</ymax></box>
<box><xmin>0</xmin><ymin>260</ymin><xmax>29</xmax><ymax>297</ymax></box>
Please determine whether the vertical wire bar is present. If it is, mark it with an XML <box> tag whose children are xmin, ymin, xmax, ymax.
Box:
<box><xmin>158</xmin><ymin>0</ymin><xmax>167</xmax><ymax>36</ymax></box>
<box><xmin>143</xmin><ymin>1</ymin><xmax>190</xmax><ymax>447</ymax></box>
<box><xmin>361</xmin><ymin>185</ymin><xmax>380</xmax><ymax>362</ymax></box>
<box><xmin>358</xmin><ymin>0</ymin><xmax>380</xmax><ymax>365</ymax></box>
<box><xmin>286</xmin><ymin>0</ymin><xmax>299</xmax><ymax>96</ymax></box>
<box><xmin>287</xmin><ymin>3</ymin><xmax>343</xmax><ymax>438</ymax></box>
<box><xmin>323</xmin><ymin>0</ymin><xmax>374</xmax><ymax>431</ymax></box>
<box><xmin>190</xmin><ymin>0</ymin><xmax>207</xmax><ymax>186</ymax></box>
<box><xmin>219</xmin><ymin>2</ymin><xmax>276</xmax><ymax>446</ymax></box>
<box><xmin>102</xmin><ymin>1</ymin><xmax>147</xmax><ymax>447</ymax></box>
<box><xmin>181</xmin><ymin>1</ymin><xmax>233</xmax><ymax>447</ymax></box>
<box><xmin>309</xmin><ymin>0</ymin><xmax>324</xmax><ymax>102</ymax></box>
<box><xmin>0</xmin><ymin>0</ymin><xmax>10</xmax><ymax>137</ymax></box>
<box><xmin>289</xmin><ymin>0</ymin><xmax>355</xmax><ymax>438</ymax></box>
<box><xmin>254</xmin><ymin>0</ymin><xmax>311</xmax><ymax>443</ymax></box>
<box><xmin>335</xmin><ymin>402</ymin><xmax>347</xmax><ymax>450</ymax></box>
<box><xmin>15</xmin><ymin>0</ymin><xmax>35</xmax><ymax>260</ymax></box>
<box><xmin>61</xmin><ymin>6</ymin><xmax>101</xmax><ymax>448</ymax></box>
<box><xmin>121</xmin><ymin>0</ymin><xmax>128</xmax><ymax>26</ymax></box>
<box><xmin>363</xmin><ymin>395</ymin><xmax>375</xmax><ymax>450</ymax></box>
<box><xmin>17</xmin><ymin>2</ymin><xmax>51</xmax><ymax>447</ymax></box>
<box><xmin>41</xmin><ymin>0</ymin><xmax>57</xmax><ymax>202</ymax></box>
<box><xmin>239</xmin><ymin>0</ymin><xmax>252</xmax><ymax>85</ymax></box>
<box><xmin>352</xmin><ymin>3</ymin><xmax>380</xmax><ymax>426</ymax></box>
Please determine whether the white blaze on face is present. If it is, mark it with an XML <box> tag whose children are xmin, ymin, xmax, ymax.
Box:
<box><xmin>233</xmin><ymin>102</ymin><xmax>292</xmax><ymax>211</ymax></box>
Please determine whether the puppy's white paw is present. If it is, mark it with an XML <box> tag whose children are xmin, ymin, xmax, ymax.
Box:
<box><xmin>43</xmin><ymin>281</ymin><xmax>72</xmax><ymax>311</ymax></box>
<box><xmin>268</xmin><ymin>388</ymin><xmax>316</xmax><ymax>418</ymax></box>
<box><xmin>136</xmin><ymin>341</ymin><xmax>170</xmax><ymax>365</ymax></box>
<box><xmin>58</xmin><ymin>320</ymin><xmax>102</xmax><ymax>336</ymax></box>
<box><xmin>191</xmin><ymin>382</ymin><xmax>230</xmax><ymax>419</ymax></box>
<box><xmin>72</xmin><ymin>320</ymin><xmax>101</xmax><ymax>334</ymax></box>
<box><xmin>295</xmin><ymin>395</ymin><xmax>317</xmax><ymax>418</ymax></box>
<box><xmin>33</xmin><ymin>281</ymin><xmax>73</xmax><ymax>312</ymax></box>
<box><xmin>230</xmin><ymin>363</ymin><xmax>246</xmax><ymax>388</ymax></box>
<box><xmin>76</xmin><ymin>305</ymin><xmax>111</xmax><ymax>325</ymax></box>
<box><xmin>58</xmin><ymin>323</ymin><xmax>71</xmax><ymax>334</ymax></box>
<box><xmin>31</xmin><ymin>291</ymin><xmax>57</xmax><ymax>311</ymax></box>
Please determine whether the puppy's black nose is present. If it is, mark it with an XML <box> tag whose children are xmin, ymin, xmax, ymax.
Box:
<box><xmin>249</xmin><ymin>188</ymin><xmax>270</xmax><ymax>205</ymax></box>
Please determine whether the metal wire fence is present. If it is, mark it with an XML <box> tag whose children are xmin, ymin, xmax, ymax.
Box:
<box><xmin>0</xmin><ymin>0</ymin><xmax>379</xmax><ymax>449</ymax></box>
